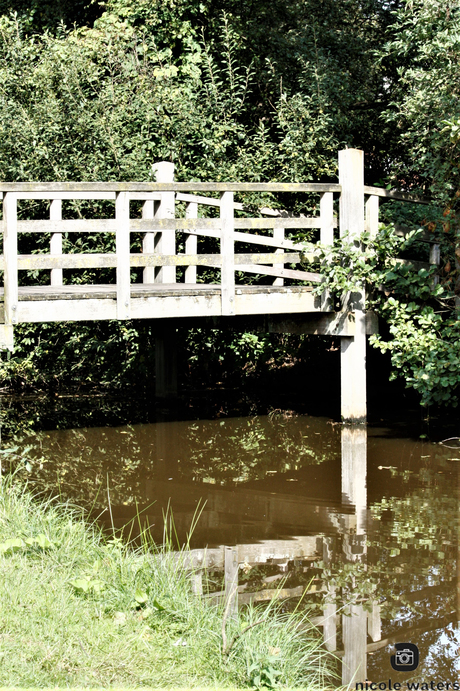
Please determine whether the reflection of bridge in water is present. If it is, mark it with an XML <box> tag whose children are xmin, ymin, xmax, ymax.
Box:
<box><xmin>99</xmin><ymin>425</ymin><xmax>459</xmax><ymax>684</ymax></box>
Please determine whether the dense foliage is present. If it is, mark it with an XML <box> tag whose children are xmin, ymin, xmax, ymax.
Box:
<box><xmin>0</xmin><ymin>0</ymin><xmax>459</xmax><ymax>406</ymax></box>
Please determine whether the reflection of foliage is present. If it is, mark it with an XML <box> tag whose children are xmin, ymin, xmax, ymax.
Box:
<box><xmin>314</xmin><ymin>462</ymin><xmax>458</xmax><ymax>622</ymax></box>
<box><xmin>6</xmin><ymin>414</ymin><xmax>340</xmax><ymax>508</ymax></box>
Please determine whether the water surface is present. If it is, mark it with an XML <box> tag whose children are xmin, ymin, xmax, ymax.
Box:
<box><xmin>8</xmin><ymin>410</ymin><xmax>460</xmax><ymax>685</ymax></box>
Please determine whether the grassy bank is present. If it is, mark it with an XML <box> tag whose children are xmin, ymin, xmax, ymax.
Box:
<box><xmin>0</xmin><ymin>479</ymin><xmax>334</xmax><ymax>688</ymax></box>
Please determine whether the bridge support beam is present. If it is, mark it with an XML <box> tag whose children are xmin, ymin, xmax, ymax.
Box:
<box><xmin>155</xmin><ymin>321</ymin><xmax>178</xmax><ymax>398</ymax></box>
<box><xmin>339</xmin><ymin>148</ymin><xmax>367</xmax><ymax>423</ymax></box>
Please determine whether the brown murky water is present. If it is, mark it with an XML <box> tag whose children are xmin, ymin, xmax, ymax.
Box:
<box><xmin>9</xmin><ymin>411</ymin><xmax>460</xmax><ymax>685</ymax></box>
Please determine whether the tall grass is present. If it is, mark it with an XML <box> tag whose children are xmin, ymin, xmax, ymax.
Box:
<box><xmin>0</xmin><ymin>478</ymin><xmax>335</xmax><ymax>688</ymax></box>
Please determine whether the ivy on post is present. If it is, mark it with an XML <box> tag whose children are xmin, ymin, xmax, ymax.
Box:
<box><xmin>338</xmin><ymin>148</ymin><xmax>367</xmax><ymax>423</ymax></box>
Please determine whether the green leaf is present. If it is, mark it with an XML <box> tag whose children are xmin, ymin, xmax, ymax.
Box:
<box><xmin>134</xmin><ymin>588</ymin><xmax>149</xmax><ymax>604</ymax></box>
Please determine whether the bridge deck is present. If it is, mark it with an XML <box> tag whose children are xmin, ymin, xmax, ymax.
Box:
<box><xmin>0</xmin><ymin>283</ymin><xmax>319</xmax><ymax>323</ymax></box>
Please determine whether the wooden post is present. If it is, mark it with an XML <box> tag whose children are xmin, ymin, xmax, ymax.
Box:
<box><xmin>185</xmin><ymin>201</ymin><xmax>198</xmax><ymax>284</ymax></box>
<box><xmin>191</xmin><ymin>571</ymin><xmax>203</xmax><ymax>596</ymax></box>
<box><xmin>322</xmin><ymin>536</ymin><xmax>337</xmax><ymax>652</ymax></box>
<box><xmin>155</xmin><ymin>320</ymin><xmax>178</xmax><ymax>398</ymax></box>
<box><xmin>220</xmin><ymin>191</ymin><xmax>235</xmax><ymax>316</ymax></box>
<box><xmin>3</xmin><ymin>193</ymin><xmax>18</xmax><ymax>335</ymax></box>
<box><xmin>142</xmin><ymin>198</ymin><xmax>155</xmax><ymax>284</ymax></box>
<box><xmin>116</xmin><ymin>191</ymin><xmax>130</xmax><ymax>320</ymax></box>
<box><xmin>365</xmin><ymin>194</ymin><xmax>379</xmax><ymax>239</ymax></box>
<box><xmin>341</xmin><ymin>425</ymin><xmax>367</xmax><ymax>538</ymax></box>
<box><xmin>367</xmin><ymin>601</ymin><xmax>381</xmax><ymax>642</ymax></box>
<box><xmin>273</xmin><ymin>227</ymin><xmax>285</xmax><ymax>286</ymax></box>
<box><xmin>341</xmin><ymin>424</ymin><xmax>368</xmax><ymax>684</ymax></box>
<box><xmin>430</xmin><ymin>242</ymin><xmax>440</xmax><ymax>287</ymax></box>
<box><xmin>342</xmin><ymin>604</ymin><xmax>367</xmax><ymax>684</ymax></box>
<box><xmin>320</xmin><ymin>191</ymin><xmax>334</xmax><ymax>310</ymax></box>
<box><xmin>224</xmin><ymin>545</ymin><xmax>238</xmax><ymax>618</ymax></box>
<box><xmin>339</xmin><ymin>149</ymin><xmax>367</xmax><ymax>422</ymax></box>
<box><xmin>153</xmin><ymin>162</ymin><xmax>175</xmax><ymax>284</ymax></box>
<box><xmin>50</xmin><ymin>199</ymin><xmax>63</xmax><ymax>286</ymax></box>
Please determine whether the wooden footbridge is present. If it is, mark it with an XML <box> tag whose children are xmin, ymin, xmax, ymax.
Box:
<box><xmin>0</xmin><ymin>149</ymin><xmax>429</xmax><ymax>420</ymax></box>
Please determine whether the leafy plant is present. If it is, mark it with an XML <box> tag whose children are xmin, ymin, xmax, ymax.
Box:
<box><xmin>313</xmin><ymin>223</ymin><xmax>460</xmax><ymax>406</ymax></box>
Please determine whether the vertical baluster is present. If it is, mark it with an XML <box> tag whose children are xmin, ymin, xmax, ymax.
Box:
<box><xmin>142</xmin><ymin>198</ymin><xmax>155</xmax><ymax>284</ymax></box>
<box><xmin>339</xmin><ymin>148</ymin><xmax>367</xmax><ymax>423</ymax></box>
<box><xmin>224</xmin><ymin>545</ymin><xmax>238</xmax><ymax>619</ymax></box>
<box><xmin>116</xmin><ymin>191</ymin><xmax>130</xmax><ymax>319</ymax></box>
<box><xmin>430</xmin><ymin>242</ymin><xmax>440</xmax><ymax>287</ymax></box>
<box><xmin>152</xmin><ymin>162</ymin><xmax>175</xmax><ymax>284</ymax></box>
<box><xmin>220</xmin><ymin>191</ymin><xmax>235</xmax><ymax>315</ymax></box>
<box><xmin>320</xmin><ymin>192</ymin><xmax>334</xmax><ymax>310</ymax></box>
<box><xmin>365</xmin><ymin>194</ymin><xmax>379</xmax><ymax>239</ymax></box>
<box><xmin>3</xmin><ymin>192</ymin><xmax>18</xmax><ymax>330</ymax></box>
<box><xmin>185</xmin><ymin>201</ymin><xmax>197</xmax><ymax>284</ymax></box>
<box><xmin>273</xmin><ymin>227</ymin><xmax>285</xmax><ymax>286</ymax></box>
<box><xmin>50</xmin><ymin>199</ymin><xmax>63</xmax><ymax>286</ymax></box>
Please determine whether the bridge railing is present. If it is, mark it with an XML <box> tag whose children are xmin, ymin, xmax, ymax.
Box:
<box><xmin>0</xmin><ymin>178</ymin><xmax>343</xmax><ymax>326</ymax></box>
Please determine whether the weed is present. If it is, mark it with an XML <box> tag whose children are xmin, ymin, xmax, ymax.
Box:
<box><xmin>0</xmin><ymin>477</ymin><xmax>335</xmax><ymax>688</ymax></box>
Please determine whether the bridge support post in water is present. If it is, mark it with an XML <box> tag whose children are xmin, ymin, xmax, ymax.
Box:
<box><xmin>341</xmin><ymin>425</ymin><xmax>368</xmax><ymax>684</ymax></box>
<box><xmin>339</xmin><ymin>149</ymin><xmax>367</xmax><ymax>422</ymax></box>
<box><xmin>155</xmin><ymin>320</ymin><xmax>178</xmax><ymax>398</ymax></box>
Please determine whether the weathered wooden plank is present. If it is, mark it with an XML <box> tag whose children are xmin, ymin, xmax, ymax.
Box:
<box><xmin>233</xmin><ymin>232</ymin><xmax>309</xmax><ymax>251</ymax></box>
<box><xmin>273</xmin><ymin>227</ymin><xmax>285</xmax><ymax>286</ymax></box>
<box><xmin>339</xmin><ymin>149</ymin><xmax>367</xmax><ymax>423</ymax></box>
<box><xmin>234</xmin><ymin>290</ymin><xmax>319</xmax><ymax>316</ymax></box>
<box><xmin>323</xmin><ymin>600</ymin><xmax>337</xmax><ymax>652</ymax></box>
<box><xmin>320</xmin><ymin>192</ymin><xmax>334</xmax><ymax>246</ymax></box>
<box><xmin>3</xmin><ymin>192</ymin><xmax>18</xmax><ymax>327</ymax></box>
<box><xmin>3</xmin><ymin>254</ymin><xmax>116</xmax><ymax>270</ymax></box>
<box><xmin>17</xmin><ymin>219</ymin><xmax>116</xmax><ymax>233</ymax></box>
<box><xmin>50</xmin><ymin>199</ymin><xmax>63</xmax><ymax>286</ymax></box>
<box><xmin>176</xmin><ymin>192</ymin><xmax>221</xmax><ymax>208</ymax></box>
<box><xmin>176</xmin><ymin>191</ymin><xmax>322</xmax><ymax>218</ymax></box>
<box><xmin>342</xmin><ymin>605</ymin><xmax>367</xmax><ymax>684</ymax></box>
<box><xmin>153</xmin><ymin>162</ymin><xmax>176</xmax><ymax>284</ymax></box>
<box><xmin>235</xmin><ymin>217</ymin><xmax>324</xmax><ymax>229</ymax></box>
<box><xmin>220</xmin><ymin>191</ymin><xmax>235</xmax><ymax>315</ymax></box>
<box><xmin>268</xmin><ymin>312</ymin><xmax>356</xmax><ymax>336</ymax></box>
<box><xmin>207</xmin><ymin>583</ymin><xmax>324</xmax><ymax>607</ymax></box>
<box><xmin>237</xmin><ymin>264</ymin><xmax>321</xmax><ymax>282</ymax></box>
<box><xmin>1</xmin><ymin>181</ymin><xmax>343</xmax><ymax>193</ymax></box>
<box><xmin>393</xmin><ymin>258</ymin><xmax>431</xmax><ymax>271</ymax></box>
<box><xmin>3</xmin><ymin>283</ymin><xmax>315</xmax><ymax>301</ymax></box>
<box><xmin>142</xmin><ymin>198</ymin><xmax>156</xmax><ymax>283</ymax></box>
<box><xmin>130</xmin><ymin>252</ymin><xmax>301</xmax><ymax>268</ymax></box>
<box><xmin>224</xmin><ymin>546</ymin><xmax>238</xmax><ymax>618</ymax></box>
<box><xmin>365</xmin><ymin>194</ymin><xmax>379</xmax><ymax>239</ymax></box>
<box><xmin>367</xmin><ymin>602</ymin><xmax>381</xmax><ymax>643</ymax></box>
<box><xmin>394</xmin><ymin>224</ymin><xmax>433</xmax><ymax>243</ymax></box>
<box><xmin>17</xmin><ymin>299</ymin><xmax>117</xmax><ymax>322</ymax></box>
<box><xmin>129</xmin><ymin>192</ymin><xmax>161</xmax><ymax>201</ymax></box>
<box><xmin>267</xmin><ymin>312</ymin><xmax>378</xmax><ymax>337</ymax></box>
<box><xmin>116</xmin><ymin>191</ymin><xmax>130</xmax><ymax>319</ymax></box>
<box><xmin>320</xmin><ymin>192</ymin><xmax>334</xmax><ymax>310</ymax></box>
<box><xmin>185</xmin><ymin>201</ymin><xmax>198</xmax><ymax>284</ymax></box>
<box><xmin>430</xmin><ymin>242</ymin><xmax>441</xmax><ymax>288</ymax></box>
<box><xmin>178</xmin><ymin>536</ymin><xmax>318</xmax><ymax>570</ymax></box>
<box><xmin>0</xmin><ymin>324</ymin><xmax>14</xmax><ymax>350</ymax></box>
<box><xmin>363</xmin><ymin>184</ymin><xmax>430</xmax><ymax>204</ymax></box>
<box><xmin>7</xmin><ymin>191</ymin><xmax>117</xmax><ymax>200</ymax></box>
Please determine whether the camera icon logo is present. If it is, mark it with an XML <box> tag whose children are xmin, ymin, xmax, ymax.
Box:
<box><xmin>390</xmin><ymin>642</ymin><xmax>419</xmax><ymax>672</ymax></box>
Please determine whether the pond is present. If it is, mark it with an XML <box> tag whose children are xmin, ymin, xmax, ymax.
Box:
<box><xmin>5</xmin><ymin>403</ymin><xmax>460</xmax><ymax>686</ymax></box>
